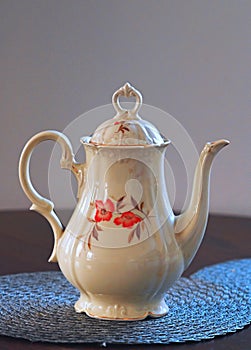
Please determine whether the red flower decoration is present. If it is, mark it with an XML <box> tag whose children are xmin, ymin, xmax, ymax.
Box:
<box><xmin>94</xmin><ymin>199</ymin><xmax>115</xmax><ymax>222</ymax></box>
<box><xmin>114</xmin><ymin>211</ymin><xmax>142</xmax><ymax>228</ymax></box>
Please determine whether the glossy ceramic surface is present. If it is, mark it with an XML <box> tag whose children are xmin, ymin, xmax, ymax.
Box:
<box><xmin>18</xmin><ymin>83</ymin><xmax>229</xmax><ymax>320</ymax></box>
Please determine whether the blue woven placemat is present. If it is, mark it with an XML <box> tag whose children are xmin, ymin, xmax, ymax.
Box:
<box><xmin>0</xmin><ymin>259</ymin><xmax>250</xmax><ymax>344</ymax></box>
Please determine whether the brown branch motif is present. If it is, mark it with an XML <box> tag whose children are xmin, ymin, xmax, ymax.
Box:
<box><xmin>114</xmin><ymin>121</ymin><xmax>130</xmax><ymax>134</ymax></box>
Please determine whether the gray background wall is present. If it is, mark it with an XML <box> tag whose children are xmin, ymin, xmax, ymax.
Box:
<box><xmin>0</xmin><ymin>0</ymin><xmax>250</xmax><ymax>217</ymax></box>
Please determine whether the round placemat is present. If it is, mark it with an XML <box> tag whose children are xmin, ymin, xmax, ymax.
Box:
<box><xmin>0</xmin><ymin>259</ymin><xmax>250</xmax><ymax>344</ymax></box>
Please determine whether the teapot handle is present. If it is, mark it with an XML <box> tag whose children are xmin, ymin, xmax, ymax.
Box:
<box><xmin>18</xmin><ymin>130</ymin><xmax>84</xmax><ymax>263</ymax></box>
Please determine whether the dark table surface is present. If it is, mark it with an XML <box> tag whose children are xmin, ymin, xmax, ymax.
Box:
<box><xmin>0</xmin><ymin>210</ymin><xmax>250</xmax><ymax>349</ymax></box>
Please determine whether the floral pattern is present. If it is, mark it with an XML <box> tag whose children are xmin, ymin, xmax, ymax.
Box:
<box><xmin>86</xmin><ymin>195</ymin><xmax>151</xmax><ymax>249</ymax></box>
<box><xmin>114</xmin><ymin>211</ymin><xmax>142</xmax><ymax>228</ymax></box>
<box><xmin>94</xmin><ymin>199</ymin><xmax>114</xmax><ymax>222</ymax></box>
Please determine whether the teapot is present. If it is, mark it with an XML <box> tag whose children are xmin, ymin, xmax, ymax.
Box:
<box><xmin>19</xmin><ymin>83</ymin><xmax>229</xmax><ymax>320</ymax></box>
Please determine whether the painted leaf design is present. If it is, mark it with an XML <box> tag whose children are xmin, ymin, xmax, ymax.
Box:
<box><xmin>140</xmin><ymin>202</ymin><xmax>144</xmax><ymax>211</ymax></box>
<box><xmin>117</xmin><ymin>203</ymin><xmax>126</xmax><ymax>211</ymax></box>
<box><xmin>128</xmin><ymin>229</ymin><xmax>135</xmax><ymax>243</ymax></box>
<box><xmin>96</xmin><ymin>224</ymin><xmax>103</xmax><ymax>231</ymax></box>
<box><xmin>136</xmin><ymin>224</ymin><xmax>141</xmax><ymax>240</ymax></box>
<box><xmin>117</xmin><ymin>195</ymin><xmax>126</xmax><ymax>203</ymax></box>
<box><xmin>123</xmin><ymin>126</ymin><xmax>130</xmax><ymax>132</ymax></box>
<box><xmin>116</xmin><ymin>195</ymin><xmax>126</xmax><ymax>211</ymax></box>
<box><xmin>92</xmin><ymin>226</ymin><xmax>99</xmax><ymax>241</ymax></box>
<box><xmin>141</xmin><ymin>220</ymin><xmax>145</xmax><ymax>231</ymax></box>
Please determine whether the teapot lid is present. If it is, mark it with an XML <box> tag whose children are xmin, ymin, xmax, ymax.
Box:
<box><xmin>83</xmin><ymin>83</ymin><xmax>170</xmax><ymax>147</ymax></box>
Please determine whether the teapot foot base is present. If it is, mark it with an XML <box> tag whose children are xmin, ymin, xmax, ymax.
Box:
<box><xmin>74</xmin><ymin>295</ymin><xmax>169</xmax><ymax>321</ymax></box>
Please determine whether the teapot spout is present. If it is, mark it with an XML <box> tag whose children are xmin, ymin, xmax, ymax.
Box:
<box><xmin>174</xmin><ymin>139</ymin><xmax>229</xmax><ymax>270</ymax></box>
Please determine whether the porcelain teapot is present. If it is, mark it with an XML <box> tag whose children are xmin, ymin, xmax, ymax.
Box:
<box><xmin>19</xmin><ymin>83</ymin><xmax>229</xmax><ymax>320</ymax></box>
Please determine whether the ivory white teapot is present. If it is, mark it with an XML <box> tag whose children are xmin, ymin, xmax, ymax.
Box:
<box><xmin>19</xmin><ymin>83</ymin><xmax>229</xmax><ymax>320</ymax></box>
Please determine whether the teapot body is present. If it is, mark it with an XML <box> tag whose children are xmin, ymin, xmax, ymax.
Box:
<box><xmin>57</xmin><ymin>144</ymin><xmax>184</xmax><ymax>319</ymax></box>
<box><xmin>18</xmin><ymin>83</ymin><xmax>229</xmax><ymax>320</ymax></box>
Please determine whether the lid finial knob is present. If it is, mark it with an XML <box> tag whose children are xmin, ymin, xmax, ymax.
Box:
<box><xmin>112</xmin><ymin>82</ymin><xmax>142</xmax><ymax>116</ymax></box>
